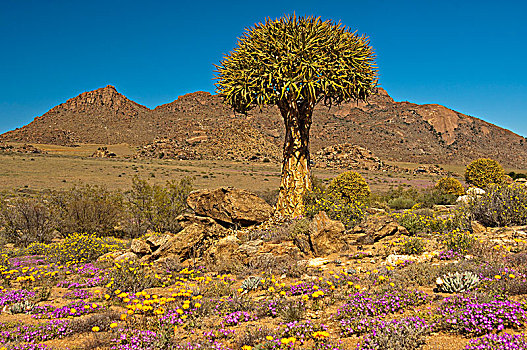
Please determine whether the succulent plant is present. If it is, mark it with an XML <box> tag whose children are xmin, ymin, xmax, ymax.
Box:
<box><xmin>9</xmin><ymin>300</ymin><xmax>35</xmax><ymax>314</ymax></box>
<box><xmin>437</xmin><ymin>271</ymin><xmax>480</xmax><ymax>293</ymax></box>
<box><xmin>241</xmin><ymin>276</ymin><xmax>262</xmax><ymax>292</ymax></box>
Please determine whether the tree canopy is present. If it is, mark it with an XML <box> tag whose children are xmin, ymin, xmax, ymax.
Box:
<box><xmin>215</xmin><ymin>14</ymin><xmax>378</xmax><ymax>113</ymax></box>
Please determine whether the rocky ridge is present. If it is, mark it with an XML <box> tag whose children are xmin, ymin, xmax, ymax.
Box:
<box><xmin>2</xmin><ymin>86</ymin><xmax>527</xmax><ymax>167</ymax></box>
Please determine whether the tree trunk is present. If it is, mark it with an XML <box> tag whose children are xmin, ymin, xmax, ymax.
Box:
<box><xmin>275</xmin><ymin>101</ymin><xmax>313</xmax><ymax>217</ymax></box>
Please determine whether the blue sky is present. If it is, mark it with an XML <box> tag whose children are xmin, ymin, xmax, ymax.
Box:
<box><xmin>1</xmin><ymin>0</ymin><xmax>526</xmax><ymax>136</ymax></box>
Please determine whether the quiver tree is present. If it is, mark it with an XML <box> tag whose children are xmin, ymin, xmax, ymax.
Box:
<box><xmin>215</xmin><ymin>14</ymin><xmax>378</xmax><ymax>217</ymax></box>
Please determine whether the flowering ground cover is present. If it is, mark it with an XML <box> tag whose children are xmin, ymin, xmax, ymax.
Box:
<box><xmin>0</xmin><ymin>224</ymin><xmax>525</xmax><ymax>350</ymax></box>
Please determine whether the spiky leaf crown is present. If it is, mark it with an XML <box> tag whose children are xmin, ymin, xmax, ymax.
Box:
<box><xmin>215</xmin><ymin>14</ymin><xmax>378</xmax><ymax>113</ymax></box>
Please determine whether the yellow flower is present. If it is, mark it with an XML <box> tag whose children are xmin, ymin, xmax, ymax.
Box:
<box><xmin>70</xmin><ymin>308</ymin><xmax>77</xmax><ymax>314</ymax></box>
<box><xmin>312</xmin><ymin>330</ymin><xmax>330</xmax><ymax>339</ymax></box>
<box><xmin>495</xmin><ymin>275</ymin><xmax>502</xmax><ymax>280</ymax></box>
<box><xmin>509</xmin><ymin>274</ymin><xmax>516</xmax><ymax>279</ymax></box>
<box><xmin>110</xmin><ymin>322</ymin><xmax>118</xmax><ymax>328</ymax></box>
<box><xmin>266</xmin><ymin>336</ymin><xmax>273</xmax><ymax>341</ymax></box>
<box><xmin>194</xmin><ymin>303</ymin><xmax>201</xmax><ymax>308</ymax></box>
<box><xmin>241</xmin><ymin>346</ymin><xmax>252</xmax><ymax>350</ymax></box>
<box><xmin>92</xmin><ymin>326</ymin><xmax>100</xmax><ymax>332</ymax></box>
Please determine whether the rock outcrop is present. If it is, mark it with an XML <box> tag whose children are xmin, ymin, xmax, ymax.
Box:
<box><xmin>91</xmin><ymin>147</ymin><xmax>116</xmax><ymax>158</ymax></box>
<box><xmin>0</xmin><ymin>143</ymin><xmax>46</xmax><ymax>154</ymax></box>
<box><xmin>187</xmin><ymin>187</ymin><xmax>273</xmax><ymax>226</ymax></box>
<box><xmin>312</xmin><ymin>143</ymin><xmax>399</xmax><ymax>172</ymax></box>
<box><xmin>309</xmin><ymin>211</ymin><xmax>347</xmax><ymax>256</ymax></box>
<box><xmin>349</xmin><ymin>215</ymin><xmax>409</xmax><ymax>245</ymax></box>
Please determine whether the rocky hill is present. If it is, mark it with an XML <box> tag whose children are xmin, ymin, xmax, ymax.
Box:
<box><xmin>2</xmin><ymin>85</ymin><xmax>527</xmax><ymax>168</ymax></box>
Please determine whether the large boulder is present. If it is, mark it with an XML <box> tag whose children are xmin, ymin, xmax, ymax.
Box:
<box><xmin>350</xmin><ymin>215</ymin><xmax>409</xmax><ymax>245</ymax></box>
<box><xmin>186</xmin><ymin>187</ymin><xmax>273</xmax><ymax>226</ymax></box>
<box><xmin>146</xmin><ymin>233</ymin><xmax>174</xmax><ymax>250</ymax></box>
<box><xmin>204</xmin><ymin>235</ymin><xmax>241</xmax><ymax>266</ymax></box>
<box><xmin>131</xmin><ymin>239</ymin><xmax>152</xmax><ymax>255</ymax></box>
<box><xmin>309</xmin><ymin>211</ymin><xmax>346</xmax><ymax>256</ymax></box>
<box><xmin>147</xmin><ymin>215</ymin><xmax>230</xmax><ymax>263</ymax></box>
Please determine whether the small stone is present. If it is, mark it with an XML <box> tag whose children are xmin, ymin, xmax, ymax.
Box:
<box><xmin>130</xmin><ymin>239</ymin><xmax>151</xmax><ymax>255</ymax></box>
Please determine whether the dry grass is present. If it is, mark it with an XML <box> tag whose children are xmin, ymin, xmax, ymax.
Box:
<box><xmin>0</xmin><ymin>142</ymin><xmax>495</xmax><ymax>194</ymax></box>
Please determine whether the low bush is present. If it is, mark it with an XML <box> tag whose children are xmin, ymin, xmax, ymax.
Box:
<box><xmin>387</xmin><ymin>197</ymin><xmax>417</xmax><ymax>210</ymax></box>
<box><xmin>47</xmin><ymin>233</ymin><xmax>126</xmax><ymax>264</ymax></box>
<box><xmin>50</xmin><ymin>184</ymin><xmax>123</xmax><ymax>237</ymax></box>
<box><xmin>304</xmin><ymin>188</ymin><xmax>366</xmax><ymax>229</ymax></box>
<box><xmin>399</xmin><ymin>236</ymin><xmax>426</xmax><ymax>255</ymax></box>
<box><xmin>419</xmin><ymin>189</ymin><xmax>458</xmax><ymax>207</ymax></box>
<box><xmin>358</xmin><ymin>317</ymin><xmax>430</xmax><ymax>350</ymax></box>
<box><xmin>465</xmin><ymin>158</ymin><xmax>505</xmax><ymax>189</ymax></box>
<box><xmin>393</xmin><ymin>206</ymin><xmax>470</xmax><ymax>235</ymax></box>
<box><xmin>0</xmin><ymin>195</ymin><xmax>57</xmax><ymax>246</ymax></box>
<box><xmin>373</xmin><ymin>186</ymin><xmax>457</xmax><ymax>209</ymax></box>
<box><xmin>124</xmin><ymin>176</ymin><xmax>193</xmax><ymax>237</ymax></box>
<box><xmin>105</xmin><ymin>259</ymin><xmax>162</xmax><ymax>293</ymax></box>
<box><xmin>442</xmin><ymin>230</ymin><xmax>476</xmax><ymax>254</ymax></box>
<box><xmin>468</xmin><ymin>183</ymin><xmax>527</xmax><ymax>227</ymax></box>
<box><xmin>327</xmin><ymin>171</ymin><xmax>371</xmax><ymax>203</ymax></box>
<box><xmin>435</xmin><ymin>177</ymin><xmax>465</xmax><ymax>196</ymax></box>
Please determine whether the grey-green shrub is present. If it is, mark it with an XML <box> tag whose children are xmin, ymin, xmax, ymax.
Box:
<box><xmin>241</xmin><ymin>276</ymin><xmax>262</xmax><ymax>291</ymax></box>
<box><xmin>468</xmin><ymin>183</ymin><xmax>527</xmax><ymax>227</ymax></box>
<box><xmin>0</xmin><ymin>195</ymin><xmax>57</xmax><ymax>246</ymax></box>
<box><xmin>125</xmin><ymin>176</ymin><xmax>193</xmax><ymax>237</ymax></box>
<box><xmin>51</xmin><ymin>184</ymin><xmax>123</xmax><ymax>236</ymax></box>
<box><xmin>437</xmin><ymin>271</ymin><xmax>480</xmax><ymax>293</ymax></box>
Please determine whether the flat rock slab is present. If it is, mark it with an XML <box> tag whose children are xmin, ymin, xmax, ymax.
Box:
<box><xmin>187</xmin><ymin>187</ymin><xmax>273</xmax><ymax>226</ymax></box>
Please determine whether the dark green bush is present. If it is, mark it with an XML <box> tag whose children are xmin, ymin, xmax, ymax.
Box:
<box><xmin>418</xmin><ymin>189</ymin><xmax>458</xmax><ymax>207</ymax></box>
<box><xmin>400</xmin><ymin>236</ymin><xmax>426</xmax><ymax>255</ymax></box>
<box><xmin>388</xmin><ymin>197</ymin><xmax>417</xmax><ymax>210</ymax></box>
<box><xmin>443</xmin><ymin>230</ymin><xmax>476</xmax><ymax>253</ymax></box>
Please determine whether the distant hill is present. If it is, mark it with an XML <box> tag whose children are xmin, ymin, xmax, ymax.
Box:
<box><xmin>2</xmin><ymin>85</ymin><xmax>526</xmax><ymax>168</ymax></box>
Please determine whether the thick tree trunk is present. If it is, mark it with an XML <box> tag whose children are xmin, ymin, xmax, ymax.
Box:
<box><xmin>275</xmin><ymin>101</ymin><xmax>313</xmax><ymax>217</ymax></box>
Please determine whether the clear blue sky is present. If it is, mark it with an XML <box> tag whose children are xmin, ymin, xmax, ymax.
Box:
<box><xmin>1</xmin><ymin>0</ymin><xmax>526</xmax><ymax>136</ymax></box>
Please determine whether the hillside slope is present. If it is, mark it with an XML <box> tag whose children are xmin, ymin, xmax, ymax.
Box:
<box><xmin>2</xmin><ymin>86</ymin><xmax>526</xmax><ymax>167</ymax></box>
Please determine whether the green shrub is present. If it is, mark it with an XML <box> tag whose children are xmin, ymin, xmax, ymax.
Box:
<box><xmin>46</xmin><ymin>233</ymin><xmax>126</xmax><ymax>264</ymax></box>
<box><xmin>51</xmin><ymin>184</ymin><xmax>123</xmax><ymax>237</ymax></box>
<box><xmin>442</xmin><ymin>230</ymin><xmax>475</xmax><ymax>253</ymax></box>
<box><xmin>106</xmin><ymin>259</ymin><xmax>162</xmax><ymax>293</ymax></box>
<box><xmin>435</xmin><ymin>177</ymin><xmax>465</xmax><ymax>196</ymax></box>
<box><xmin>468</xmin><ymin>183</ymin><xmax>527</xmax><ymax>227</ymax></box>
<box><xmin>508</xmin><ymin>171</ymin><xmax>527</xmax><ymax>180</ymax></box>
<box><xmin>304</xmin><ymin>188</ymin><xmax>366</xmax><ymax>229</ymax></box>
<box><xmin>393</xmin><ymin>206</ymin><xmax>471</xmax><ymax>235</ymax></box>
<box><xmin>418</xmin><ymin>189</ymin><xmax>458</xmax><ymax>207</ymax></box>
<box><xmin>388</xmin><ymin>197</ymin><xmax>417</xmax><ymax>210</ymax></box>
<box><xmin>465</xmin><ymin>158</ymin><xmax>505</xmax><ymax>189</ymax></box>
<box><xmin>124</xmin><ymin>176</ymin><xmax>193</xmax><ymax>237</ymax></box>
<box><xmin>0</xmin><ymin>195</ymin><xmax>57</xmax><ymax>247</ymax></box>
<box><xmin>327</xmin><ymin>171</ymin><xmax>371</xmax><ymax>203</ymax></box>
<box><xmin>400</xmin><ymin>237</ymin><xmax>426</xmax><ymax>255</ymax></box>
